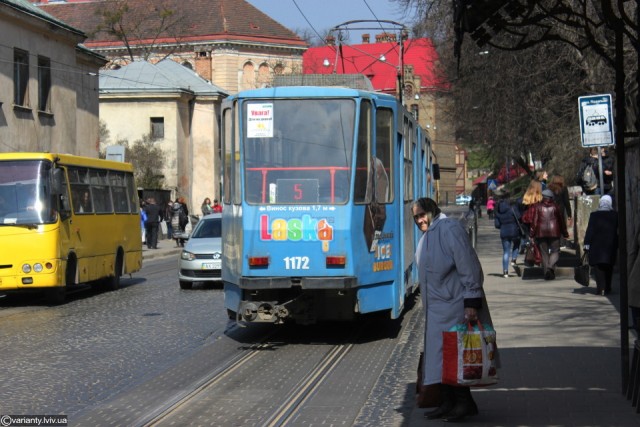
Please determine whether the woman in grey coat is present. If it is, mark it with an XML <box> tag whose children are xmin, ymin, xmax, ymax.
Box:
<box><xmin>412</xmin><ymin>197</ymin><xmax>494</xmax><ymax>422</ymax></box>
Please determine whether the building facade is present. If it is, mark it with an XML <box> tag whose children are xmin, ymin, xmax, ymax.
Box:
<box><xmin>34</xmin><ymin>0</ymin><xmax>307</xmax><ymax>210</ymax></box>
<box><xmin>1</xmin><ymin>0</ymin><xmax>106</xmax><ymax>155</ymax></box>
<box><xmin>33</xmin><ymin>0</ymin><xmax>307</xmax><ymax>94</ymax></box>
<box><xmin>99</xmin><ymin>60</ymin><xmax>228</xmax><ymax>208</ymax></box>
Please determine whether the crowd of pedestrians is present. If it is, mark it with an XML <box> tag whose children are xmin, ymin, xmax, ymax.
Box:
<box><xmin>139</xmin><ymin>194</ymin><xmax>222</xmax><ymax>248</ymax></box>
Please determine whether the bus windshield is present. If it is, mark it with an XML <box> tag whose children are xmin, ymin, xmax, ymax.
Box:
<box><xmin>0</xmin><ymin>160</ymin><xmax>56</xmax><ymax>225</ymax></box>
<box><xmin>243</xmin><ymin>99</ymin><xmax>355</xmax><ymax>204</ymax></box>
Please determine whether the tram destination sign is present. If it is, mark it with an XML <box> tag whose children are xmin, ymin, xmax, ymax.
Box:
<box><xmin>578</xmin><ymin>94</ymin><xmax>615</xmax><ymax>147</ymax></box>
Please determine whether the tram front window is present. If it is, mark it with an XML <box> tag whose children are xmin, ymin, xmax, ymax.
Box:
<box><xmin>244</xmin><ymin>99</ymin><xmax>355</xmax><ymax>204</ymax></box>
<box><xmin>0</xmin><ymin>160</ymin><xmax>56</xmax><ymax>225</ymax></box>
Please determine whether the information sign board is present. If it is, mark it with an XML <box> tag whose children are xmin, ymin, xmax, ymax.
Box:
<box><xmin>578</xmin><ymin>94</ymin><xmax>615</xmax><ymax>147</ymax></box>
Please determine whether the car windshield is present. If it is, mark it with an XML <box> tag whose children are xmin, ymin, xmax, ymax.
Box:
<box><xmin>243</xmin><ymin>99</ymin><xmax>355</xmax><ymax>205</ymax></box>
<box><xmin>0</xmin><ymin>160</ymin><xmax>57</xmax><ymax>225</ymax></box>
<box><xmin>191</xmin><ymin>217</ymin><xmax>221</xmax><ymax>238</ymax></box>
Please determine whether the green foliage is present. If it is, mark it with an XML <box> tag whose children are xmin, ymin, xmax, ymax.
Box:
<box><xmin>466</xmin><ymin>146</ymin><xmax>495</xmax><ymax>170</ymax></box>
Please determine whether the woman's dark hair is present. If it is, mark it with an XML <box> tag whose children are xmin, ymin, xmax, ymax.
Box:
<box><xmin>412</xmin><ymin>197</ymin><xmax>441</xmax><ymax>218</ymax></box>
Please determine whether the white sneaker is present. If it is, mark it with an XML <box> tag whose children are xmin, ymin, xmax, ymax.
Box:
<box><xmin>503</xmin><ymin>271</ymin><xmax>509</xmax><ymax>278</ymax></box>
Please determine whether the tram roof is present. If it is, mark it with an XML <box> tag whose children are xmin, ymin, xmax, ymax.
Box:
<box><xmin>230</xmin><ymin>85</ymin><xmax>398</xmax><ymax>102</ymax></box>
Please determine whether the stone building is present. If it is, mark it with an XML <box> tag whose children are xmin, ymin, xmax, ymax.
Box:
<box><xmin>33</xmin><ymin>0</ymin><xmax>307</xmax><ymax>207</ymax></box>
<box><xmin>33</xmin><ymin>0</ymin><xmax>307</xmax><ymax>93</ymax></box>
<box><xmin>1</xmin><ymin>0</ymin><xmax>106</xmax><ymax>155</ymax></box>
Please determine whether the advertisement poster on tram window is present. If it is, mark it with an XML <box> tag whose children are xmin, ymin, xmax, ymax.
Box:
<box><xmin>247</xmin><ymin>103</ymin><xmax>274</xmax><ymax>138</ymax></box>
<box><xmin>578</xmin><ymin>94</ymin><xmax>615</xmax><ymax>147</ymax></box>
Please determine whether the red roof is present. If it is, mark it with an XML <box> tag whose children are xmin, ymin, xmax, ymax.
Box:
<box><xmin>303</xmin><ymin>38</ymin><xmax>448</xmax><ymax>93</ymax></box>
<box><xmin>35</xmin><ymin>0</ymin><xmax>306</xmax><ymax>49</ymax></box>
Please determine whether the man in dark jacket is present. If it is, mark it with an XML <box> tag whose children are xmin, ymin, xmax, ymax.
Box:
<box><xmin>143</xmin><ymin>197</ymin><xmax>162</xmax><ymax>249</ymax></box>
<box><xmin>529</xmin><ymin>189</ymin><xmax>569</xmax><ymax>280</ymax></box>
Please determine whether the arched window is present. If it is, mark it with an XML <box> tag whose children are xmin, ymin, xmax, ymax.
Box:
<box><xmin>242</xmin><ymin>62</ymin><xmax>256</xmax><ymax>90</ymax></box>
<box><xmin>182</xmin><ymin>61</ymin><xmax>193</xmax><ymax>70</ymax></box>
<box><xmin>258</xmin><ymin>63</ymin><xmax>271</xmax><ymax>87</ymax></box>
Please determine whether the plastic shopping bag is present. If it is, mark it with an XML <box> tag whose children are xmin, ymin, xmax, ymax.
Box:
<box><xmin>442</xmin><ymin>321</ymin><xmax>498</xmax><ymax>387</ymax></box>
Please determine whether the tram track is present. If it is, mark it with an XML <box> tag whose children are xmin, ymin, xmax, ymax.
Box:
<box><xmin>139</xmin><ymin>318</ymin><xmax>374</xmax><ymax>427</ymax></box>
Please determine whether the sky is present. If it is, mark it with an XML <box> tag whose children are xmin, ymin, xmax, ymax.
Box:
<box><xmin>246</xmin><ymin>0</ymin><xmax>414</xmax><ymax>44</ymax></box>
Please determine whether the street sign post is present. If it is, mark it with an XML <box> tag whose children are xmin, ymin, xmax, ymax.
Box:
<box><xmin>578</xmin><ymin>94</ymin><xmax>615</xmax><ymax>147</ymax></box>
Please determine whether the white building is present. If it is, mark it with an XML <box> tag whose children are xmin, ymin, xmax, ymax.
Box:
<box><xmin>99</xmin><ymin>60</ymin><xmax>228</xmax><ymax>208</ymax></box>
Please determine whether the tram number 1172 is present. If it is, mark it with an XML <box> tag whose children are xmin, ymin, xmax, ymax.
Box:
<box><xmin>283</xmin><ymin>256</ymin><xmax>310</xmax><ymax>270</ymax></box>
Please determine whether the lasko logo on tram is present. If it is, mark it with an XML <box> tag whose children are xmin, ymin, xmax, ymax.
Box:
<box><xmin>259</xmin><ymin>214</ymin><xmax>333</xmax><ymax>242</ymax></box>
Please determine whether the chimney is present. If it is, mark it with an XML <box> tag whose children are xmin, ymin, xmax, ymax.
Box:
<box><xmin>362</xmin><ymin>34</ymin><xmax>370</xmax><ymax>44</ymax></box>
<box><xmin>326</xmin><ymin>35</ymin><xmax>335</xmax><ymax>46</ymax></box>
<box><xmin>376</xmin><ymin>32</ymin><xmax>397</xmax><ymax>43</ymax></box>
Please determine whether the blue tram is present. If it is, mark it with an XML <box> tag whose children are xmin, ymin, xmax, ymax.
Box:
<box><xmin>220</xmin><ymin>86</ymin><xmax>438</xmax><ymax>324</ymax></box>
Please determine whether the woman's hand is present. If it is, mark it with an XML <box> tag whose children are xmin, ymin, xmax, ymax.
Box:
<box><xmin>464</xmin><ymin>307</ymin><xmax>478</xmax><ymax>322</ymax></box>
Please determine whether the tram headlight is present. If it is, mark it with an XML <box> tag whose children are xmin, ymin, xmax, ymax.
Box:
<box><xmin>33</xmin><ymin>263</ymin><xmax>44</xmax><ymax>273</ymax></box>
<box><xmin>181</xmin><ymin>251</ymin><xmax>196</xmax><ymax>261</ymax></box>
<box><xmin>22</xmin><ymin>264</ymin><xmax>32</xmax><ymax>273</ymax></box>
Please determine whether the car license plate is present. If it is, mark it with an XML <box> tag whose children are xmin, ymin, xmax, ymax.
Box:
<box><xmin>202</xmin><ymin>262</ymin><xmax>220</xmax><ymax>270</ymax></box>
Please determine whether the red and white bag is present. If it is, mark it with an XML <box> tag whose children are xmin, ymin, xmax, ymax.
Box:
<box><xmin>442</xmin><ymin>321</ymin><xmax>498</xmax><ymax>387</ymax></box>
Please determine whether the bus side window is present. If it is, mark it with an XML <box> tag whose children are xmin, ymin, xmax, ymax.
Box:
<box><xmin>74</xmin><ymin>189</ymin><xmax>92</xmax><ymax>213</ymax></box>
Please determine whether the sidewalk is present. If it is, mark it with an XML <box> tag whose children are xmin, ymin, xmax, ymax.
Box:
<box><xmin>408</xmin><ymin>212</ymin><xmax>639</xmax><ymax>426</ymax></box>
<box><xmin>141</xmin><ymin>235</ymin><xmax>182</xmax><ymax>261</ymax></box>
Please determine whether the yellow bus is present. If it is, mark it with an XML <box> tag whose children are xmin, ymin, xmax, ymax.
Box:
<box><xmin>0</xmin><ymin>153</ymin><xmax>143</xmax><ymax>303</ymax></box>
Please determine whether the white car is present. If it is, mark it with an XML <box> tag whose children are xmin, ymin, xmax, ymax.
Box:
<box><xmin>178</xmin><ymin>213</ymin><xmax>222</xmax><ymax>289</ymax></box>
<box><xmin>456</xmin><ymin>194</ymin><xmax>472</xmax><ymax>205</ymax></box>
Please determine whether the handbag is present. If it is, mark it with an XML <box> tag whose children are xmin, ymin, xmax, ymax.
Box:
<box><xmin>524</xmin><ymin>241</ymin><xmax>541</xmax><ymax>267</ymax></box>
<box><xmin>442</xmin><ymin>321</ymin><xmax>498</xmax><ymax>387</ymax></box>
<box><xmin>574</xmin><ymin>251</ymin><xmax>590</xmax><ymax>286</ymax></box>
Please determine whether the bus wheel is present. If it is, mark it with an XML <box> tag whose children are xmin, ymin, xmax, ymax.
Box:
<box><xmin>46</xmin><ymin>287</ymin><xmax>66</xmax><ymax>305</ymax></box>
<box><xmin>179</xmin><ymin>280</ymin><xmax>193</xmax><ymax>290</ymax></box>
<box><xmin>105</xmin><ymin>252</ymin><xmax>123</xmax><ymax>291</ymax></box>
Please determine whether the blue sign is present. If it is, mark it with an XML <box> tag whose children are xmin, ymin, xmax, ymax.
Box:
<box><xmin>487</xmin><ymin>179</ymin><xmax>498</xmax><ymax>191</ymax></box>
<box><xmin>578</xmin><ymin>94</ymin><xmax>614</xmax><ymax>147</ymax></box>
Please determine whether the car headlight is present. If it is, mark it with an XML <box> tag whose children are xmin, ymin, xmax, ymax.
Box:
<box><xmin>181</xmin><ymin>251</ymin><xmax>196</xmax><ymax>261</ymax></box>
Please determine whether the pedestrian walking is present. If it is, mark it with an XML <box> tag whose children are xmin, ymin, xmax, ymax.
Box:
<box><xmin>519</xmin><ymin>179</ymin><xmax>543</xmax><ymax>253</ymax></box>
<box><xmin>486</xmin><ymin>196</ymin><xmax>496</xmax><ymax>219</ymax></box>
<box><xmin>493</xmin><ymin>191</ymin><xmax>522</xmax><ymax>277</ymax></box>
<box><xmin>534</xmin><ymin>169</ymin><xmax>548</xmax><ymax>190</ymax></box>
<box><xmin>201</xmin><ymin>197</ymin><xmax>213</xmax><ymax>216</ymax></box>
<box><xmin>548</xmin><ymin>174</ymin><xmax>573</xmax><ymax>247</ymax></box>
<box><xmin>528</xmin><ymin>189</ymin><xmax>569</xmax><ymax>280</ymax></box>
<box><xmin>171</xmin><ymin>197</ymin><xmax>189</xmax><ymax>247</ymax></box>
<box><xmin>412</xmin><ymin>197</ymin><xmax>496</xmax><ymax>422</ymax></box>
<box><xmin>164</xmin><ymin>200</ymin><xmax>174</xmax><ymax>240</ymax></box>
<box><xmin>583</xmin><ymin>195</ymin><xmax>618</xmax><ymax>295</ymax></box>
<box><xmin>143</xmin><ymin>197</ymin><xmax>161</xmax><ymax>249</ymax></box>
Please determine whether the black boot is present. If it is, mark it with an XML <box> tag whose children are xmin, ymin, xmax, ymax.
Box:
<box><xmin>442</xmin><ymin>386</ymin><xmax>478</xmax><ymax>422</ymax></box>
<box><xmin>424</xmin><ymin>384</ymin><xmax>455</xmax><ymax>420</ymax></box>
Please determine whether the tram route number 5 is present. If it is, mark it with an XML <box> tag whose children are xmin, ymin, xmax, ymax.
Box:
<box><xmin>284</xmin><ymin>256</ymin><xmax>310</xmax><ymax>269</ymax></box>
